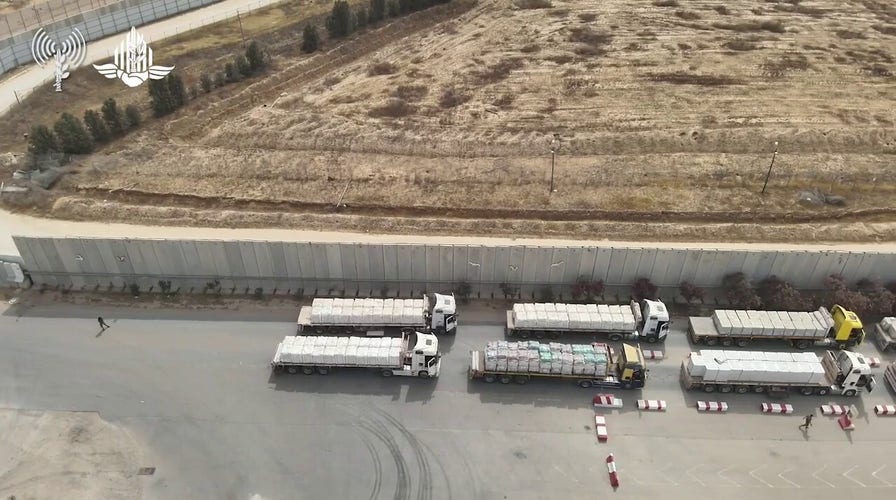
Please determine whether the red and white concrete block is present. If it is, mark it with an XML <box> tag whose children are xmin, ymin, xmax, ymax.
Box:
<box><xmin>595</xmin><ymin>415</ymin><xmax>609</xmax><ymax>441</ymax></box>
<box><xmin>606</xmin><ymin>454</ymin><xmax>620</xmax><ymax>487</ymax></box>
<box><xmin>761</xmin><ymin>402</ymin><xmax>794</xmax><ymax>414</ymax></box>
<box><xmin>593</xmin><ymin>394</ymin><xmax>624</xmax><ymax>409</ymax></box>
<box><xmin>636</xmin><ymin>399</ymin><xmax>667</xmax><ymax>411</ymax></box>
<box><xmin>696</xmin><ymin>401</ymin><xmax>729</xmax><ymax>412</ymax></box>
<box><xmin>874</xmin><ymin>404</ymin><xmax>896</xmax><ymax>416</ymax></box>
<box><xmin>642</xmin><ymin>350</ymin><xmax>664</xmax><ymax>360</ymax></box>
<box><xmin>867</xmin><ymin>357</ymin><xmax>881</xmax><ymax>368</ymax></box>
<box><xmin>820</xmin><ymin>404</ymin><xmax>851</xmax><ymax>416</ymax></box>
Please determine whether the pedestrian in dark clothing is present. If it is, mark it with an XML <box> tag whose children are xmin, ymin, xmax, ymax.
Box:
<box><xmin>798</xmin><ymin>414</ymin><xmax>813</xmax><ymax>430</ymax></box>
<box><xmin>98</xmin><ymin>317</ymin><xmax>110</xmax><ymax>330</ymax></box>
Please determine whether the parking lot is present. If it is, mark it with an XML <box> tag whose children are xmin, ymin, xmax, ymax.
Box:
<box><xmin>0</xmin><ymin>301</ymin><xmax>894</xmax><ymax>499</ymax></box>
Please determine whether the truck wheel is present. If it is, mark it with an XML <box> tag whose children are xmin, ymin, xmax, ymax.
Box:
<box><xmin>578</xmin><ymin>380</ymin><xmax>593</xmax><ymax>388</ymax></box>
<box><xmin>815</xmin><ymin>387</ymin><xmax>829</xmax><ymax>396</ymax></box>
<box><xmin>794</xmin><ymin>340</ymin><xmax>811</xmax><ymax>350</ymax></box>
<box><xmin>735</xmin><ymin>386</ymin><xmax>749</xmax><ymax>394</ymax></box>
<box><xmin>286</xmin><ymin>367</ymin><xmax>298</xmax><ymax>375</ymax></box>
<box><xmin>720</xmin><ymin>338</ymin><xmax>733</xmax><ymax>347</ymax></box>
<box><xmin>534</xmin><ymin>331</ymin><xmax>545</xmax><ymax>339</ymax></box>
<box><xmin>799</xmin><ymin>387</ymin><xmax>814</xmax><ymax>396</ymax></box>
<box><xmin>609</xmin><ymin>334</ymin><xmax>623</xmax><ymax>342</ymax></box>
<box><xmin>518</xmin><ymin>331</ymin><xmax>530</xmax><ymax>339</ymax></box>
<box><xmin>844</xmin><ymin>389</ymin><xmax>857</xmax><ymax>397</ymax></box>
<box><xmin>704</xmin><ymin>338</ymin><xmax>718</xmax><ymax>346</ymax></box>
<box><xmin>719</xmin><ymin>385</ymin><xmax>733</xmax><ymax>393</ymax></box>
<box><xmin>549</xmin><ymin>332</ymin><xmax>561</xmax><ymax>339</ymax></box>
<box><xmin>645</xmin><ymin>336</ymin><xmax>658</xmax><ymax>344</ymax></box>
<box><xmin>514</xmin><ymin>376</ymin><xmax>529</xmax><ymax>385</ymax></box>
<box><xmin>499</xmin><ymin>375</ymin><xmax>512</xmax><ymax>384</ymax></box>
<box><xmin>418</xmin><ymin>371</ymin><xmax>430</xmax><ymax>379</ymax></box>
<box><xmin>703</xmin><ymin>385</ymin><xmax>716</xmax><ymax>393</ymax></box>
<box><xmin>381</xmin><ymin>369</ymin><xmax>394</xmax><ymax>377</ymax></box>
<box><xmin>752</xmin><ymin>386</ymin><xmax>765</xmax><ymax>394</ymax></box>
<box><xmin>317</xmin><ymin>367</ymin><xmax>329</xmax><ymax>375</ymax></box>
<box><xmin>735</xmin><ymin>339</ymin><xmax>750</xmax><ymax>347</ymax></box>
<box><xmin>302</xmin><ymin>367</ymin><xmax>315</xmax><ymax>375</ymax></box>
<box><xmin>484</xmin><ymin>374</ymin><xmax>496</xmax><ymax>383</ymax></box>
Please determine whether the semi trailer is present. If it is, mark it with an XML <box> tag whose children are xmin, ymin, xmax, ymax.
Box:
<box><xmin>271</xmin><ymin>331</ymin><xmax>441</xmax><ymax>378</ymax></box>
<box><xmin>296</xmin><ymin>293</ymin><xmax>457</xmax><ymax>336</ymax></box>
<box><xmin>469</xmin><ymin>340</ymin><xmax>647</xmax><ymax>389</ymax></box>
<box><xmin>687</xmin><ymin>304</ymin><xmax>865</xmax><ymax>349</ymax></box>
<box><xmin>680</xmin><ymin>348</ymin><xmax>876</xmax><ymax>396</ymax></box>
<box><xmin>505</xmin><ymin>299</ymin><xmax>670</xmax><ymax>343</ymax></box>
<box><xmin>873</xmin><ymin>317</ymin><xmax>896</xmax><ymax>353</ymax></box>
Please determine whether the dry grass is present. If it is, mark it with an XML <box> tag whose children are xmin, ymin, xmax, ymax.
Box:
<box><xmin>513</xmin><ymin>0</ymin><xmax>552</xmax><ymax>9</ymax></box>
<box><xmin>367</xmin><ymin>61</ymin><xmax>400</xmax><ymax>76</ymax></box>
<box><xmin>835</xmin><ymin>30</ymin><xmax>868</xmax><ymax>40</ymax></box>
<box><xmin>520</xmin><ymin>43</ymin><xmax>541</xmax><ymax>53</ymax></box>
<box><xmin>368</xmin><ymin>98</ymin><xmax>416</xmax><ymax>118</ymax></box>
<box><xmin>473</xmin><ymin>58</ymin><xmax>526</xmax><ymax>84</ymax></box>
<box><xmin>652</xmin><ymin>0</ymin><xmax>678</xmax><ymax>6</ymax></box>
<box><xmin>492</xmin><ymin>94</ymin><xmax>516</xmax><ymax>108</ymax></box>
<box><xmin>712</xmin><ymin>20</ymin><xmax>787</xmax><ymax>33</ymax></box>
<box><xmin>713</xmin><ymin>6</ymin><xmax>731</xmax><ymax>15</ymax></box>
<box><xmin>872</xmin><ymin>24</ymin><xmax>896</xmax><ymax>35</ymax></box>
<box><xmin>674</xmin><ymin>10</ymin><xmax>701</xmax><ymax>20</ymax></box>
<box><xmin>567</xmin><ymin>27</ymin><xmax>613</xmax><ymax>56</ymax></box>
<box><xmin>724</xmin><ymin>39</ymin><xmax>761</xmax><ymax>51</ymax></box>
<box><xmin>392</xmin><ymin>84</ymin><xmax>429</xmax><ymax>102</ymax></box>
<box><xmin>759</xmin><ymin>54</ymin><xmax>811</xmax><ymax>76</ymax></box>
<box><xmin>438</xmin><ymin>87</ymin><xmax>470</xmax><ymax>108</ymax></box>
<box><xmin>578</xmin><ymin>13</ymin><xmax>597</xmax><ymax>22</ymax></box>
<box><xmin>647</xmin><ymin>71</ymin><xmax>744</xmax><ymax>86</ymax></box>
<box><xmin>772</xmin><ymin>4</ymin><xmax>829</xmax><ymax>18</ymax></box>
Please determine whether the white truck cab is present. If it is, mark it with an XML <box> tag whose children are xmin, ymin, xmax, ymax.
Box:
<box><xmin>830</xmin><ymin>350</ymin><xmax>876</xmax><ymax>396</ymax></box>
<box><xmin>636</xmin><ymin>299</ymin><xmax>671</xmax><ymax>342</ymax></box>
<box><xmin>428</xmin><ymin>293</ymin><xmax>458</xmax><ymax>335</ymax></box>
<box><xmin>404</xmin><ymin>332</ymin><xmax>441</xmax><ymax>377</ymax></box>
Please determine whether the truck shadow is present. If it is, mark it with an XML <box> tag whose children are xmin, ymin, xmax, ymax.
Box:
<box><xmin>267</xmin><ymin>371</ymin><xmax>436</xmax><ymax>403</ymax></box>
<box><xmin>466</xmin><ymin>377</ymin><xmax>645</xmax><ymax>411</ymax></box>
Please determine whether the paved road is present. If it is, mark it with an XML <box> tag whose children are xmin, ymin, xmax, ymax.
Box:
<box><xmin>0</xmin><ymin>0</ymin><xmax>124</xmax><ymax>40</ymax></box>
<box><xmin>0</xmin><ymin>0</ymin><xmax>273</xmax><ymax>114</ymax></box>
<box><xmin>1</xmin><ymin>301</ymin><xmax>894</xmax><ymax>499</ymax></box>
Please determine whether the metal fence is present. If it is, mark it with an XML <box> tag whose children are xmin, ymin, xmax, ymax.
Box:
<box><xmin>0</xmin><ymin>0</ymin><xmax>126</xmax><ymax>40</ymax></box>
<box><xmin>12</xmin><ymin>236</ymin><xmax>896</xmax><ymax>299</ymax></box>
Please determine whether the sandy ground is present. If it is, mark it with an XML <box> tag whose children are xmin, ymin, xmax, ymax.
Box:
<box><xmin>0</xmin><ymin>409</ymin><xmax>143</xmax><ymax>500</ymax></box>
<box><xmin>1</xmin><ymin>0</ymin><xmax>895</xmax><ymax>242</ymax></box>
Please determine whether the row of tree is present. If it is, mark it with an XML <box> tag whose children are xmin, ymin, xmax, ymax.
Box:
<box><xmin>302</xmin><ymin>0</ymin><xmax>452</xmax><ymax>53</ymax></box>
<box><xmin>28</xmin><ymin>98</ymin><xmax>141</xmax><ymax>156</ymax></box>
<box><xmin>486</xmin><ymin>273</ymin><xmax>896</xmax><ymax>317</ymax></box>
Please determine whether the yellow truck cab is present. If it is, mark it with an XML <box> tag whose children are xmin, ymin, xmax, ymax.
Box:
<box><xmin>830</xmin><ymin>305</ymin><xmax>865</xmax><ymax>347</ymax></box>
<box><xmin>618</xmin><ymin>343</ymin><xmax>647</xmax><ymax>388</ymax></box>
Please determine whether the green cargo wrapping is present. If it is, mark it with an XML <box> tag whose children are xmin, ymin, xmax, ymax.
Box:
<box><xmin>484</xmin><ymin>340</ymin><xmax>609</xmax><ymax>376</ymax></box>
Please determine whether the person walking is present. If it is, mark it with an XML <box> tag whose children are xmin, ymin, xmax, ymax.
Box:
<box><xmin>798</xmin><ymin>414</ymin><xmax>813</xmax><ymax>430</ymax></box>
<box><xmin>97</xmin><ymin>316</ymin><xmax>110</xmax><ymax>330</ymax></box>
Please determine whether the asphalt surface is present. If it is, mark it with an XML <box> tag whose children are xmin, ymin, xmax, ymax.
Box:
<box><xmin>1</xmin><ymin>302</ymin><xmax>895</xmax><ymax>500</ymax></box>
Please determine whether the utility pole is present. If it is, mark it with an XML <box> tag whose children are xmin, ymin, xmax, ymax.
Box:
<box><xmin>236</xmin><ymin>11</ymin><xmax>246</xmax><ymax>47</ymax></box>
<box><xmin>760</xmin><ymin>141</ymin><xmax>778</xmax><ymax>195</ymax></box>
<box><xmin>549</xmin><ymin>133</ymin><xmax>561</xmax><ymax>194</ymax></box>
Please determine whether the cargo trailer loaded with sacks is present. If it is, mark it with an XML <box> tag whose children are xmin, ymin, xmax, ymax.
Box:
<box><xmin>505</xmin><ymin>299</ymin><xmax>670</xmax><ymax>343</ymax></box>
<box><xmin>687</xmin><ymin>305</ymin><xmax>865</xmax><ymax>349</ymax></box>
<box><xmin>296</xmin><ymin>293</ymin><xmax>457</xmax><ymax>336</ymax></box>
<box><xmin>469</xmin><ymin>340</ymin><xmax>647</xmax><ymax>389</ymax></box>
<box><xmin>680</xmin><ymin>348</ymin><xmax>876</xmax><ymax>396</ymax></box>
<box><xmin>271</xmin><ymin>331</ymin><xmax>442</xmax><ymax>378</ymax></box>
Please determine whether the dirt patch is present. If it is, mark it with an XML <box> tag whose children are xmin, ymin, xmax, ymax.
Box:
<box><xmin>0</xmin><ymin>409</ymin><xmax>143</xmax><ymax>500</ymax></box>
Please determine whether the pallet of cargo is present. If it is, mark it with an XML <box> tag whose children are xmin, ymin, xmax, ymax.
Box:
<box><xmin>874</xmin><ymin>317</ymin><xmax>896</xmax><ymax>353</ymax></box>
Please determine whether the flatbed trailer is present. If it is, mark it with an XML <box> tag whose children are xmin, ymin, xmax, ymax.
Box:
<box><xmin>679</xmin><ymin>348</ymin><xmax>876</xmax><ymax>396</ymax></box>
<box><xmin>505</xmin><ymin>299</ymin><xmax>670</xmax><ymax>343</ymax></box>
<box><xmin>873</xmin><ymin>317</ymin><xmax>896</xmax><ymax>353</ymax></box>
<box><xmin>469</xmin><ymin>341</ymin><xmax>647</xmax><ymax>389</ymax></box>
<box><xmin>296</xmin><ymin>293</ymin><xmax>457</xmax><ymax>336</ymax></box>
<box><xmin>884</xmin><ymin>363</ymin><xmax>896</xmax><ymax>393</ymax></box>
<box><xmin>687</xmin><ymin>304</ymin><xmax>865</xmax><ymax>349</ymax></box>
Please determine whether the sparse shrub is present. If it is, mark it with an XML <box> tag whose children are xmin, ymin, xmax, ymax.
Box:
<box><xmin>100</xmin><ymin>98</ymin><xmax>126</xmax><ymax>136</ymax></box>
<box><xmin>855</xmin><ymin>278</ymin><xmax>896</xmax><ymax>315</ymax></box>
<box><xmin>438</xmin><ymin>87</ymin><xmax>469</xmax><ymax>108</ymax></box>
<box><xmin>631</xmin><ymin>278</ymin><xmax>658</xmax><ymax>301</ymax></box>
<box><xmin>674</xmin><ymin>10</ymin><xmax>700</xmax><ymax>20</ymax></box>
<box><xmin>368</xmin><ymin>98</ymin><xmax>416</xmax><ymax>118</ymax></box>
<box><xmin>474</xmin><ymin>58</ymin><xmax>525</xmax><ymax>83</ymax></box>
<box><xmin>578</xmin><ymin>13</ymin><xmax>597</xmax><ymax>22</ymax></box>
<box><xmin>571</xmin><ymin>276</ymin><xmax>605</xmax><ymax>301</ymax></box>
<box><xmin>200</xmin><ymin>72</ymin><xmax>213</xmax><ymax>93</ymax></box>
<box><xmin>386</xmin><ymin>0</ymin><xmax>400</xmax><ymax>17</ymax></box>
<box><xmin>368</xmin><ymin>61</ymin><xmax>399</xmax><ymax>76</ymax></box>
<box><xmin>492</xmin><ymin>93</ymin><xmax>515</xmax><ymax>107</ymax></box>
<box><xmin>757</xmin><ymin>276</ymin><xmax>810</xmax><ymax>310</ymax></box>
<box><xmin>301</xmin><ymin>24</ymin><xmax>321</xmax><ymax>53</ymax></box>
<box><xmin>679</xmin><ymin>281</ymin><xmax>705</xmax><ymax>303</ymax></box>
<box><xmin>713</xmin><ymin>5</ymin><xmax>730</xmax><ymax>15</ymax></box>
<box><xmin>27</xmin><ymin>124</ymin><xmax>58</xmax><ymax>155</ymax></box>
<box><xmin>53</xmin><ymin>112</ymin><xmax>93</xmax><ymax>154</ymax></box>
<box><xmin>520</xmin><ymin>43</ymin><xmax>540</xmax><ymax>53</ymax></box>
<box><xmin>235</xmin><ymin>54</ymin><xmax>252</xmax><ymax>78</ymax></box>
<box><xmin>124</xmin><ymin>104</ymin><xmax>141</xmax><ymax>129</ymax></box>
<box><xmin>722</xmin><ymin>272</ymin><xmax>761</xmax><ymax>309</ymax></box>
<box><xmin>369</xmin><ymin>0</ymin><xmax>386</xmax><ymax>23</ymax></box>
<box><xmin>83</xmin><ymin>109</ymin><xmax>110</xmax><ymax>144</ymax></box>
<box><xmin>652</xmin><ymin>0</ymin><xmax>678</xmax><ymax>6</ymax></box>
<box><xmin>355</xmin><ymin>7</ymin><xmax>369</xmax><ymax>28</ymax></box>
<box><xmin>836</xmin><ymin>30</ymin><xmax>866</xmax><ymax>39</ymax></box>
<box><xmin>454</xmin><ymin>281</ymin><xmax>472</xmax><ymax>304</ymax></box>
<box><xmin>537</xmin><ymin>285</ymin><xmax>555</xmax><ymax>302</ymax></box>
<box><xmin>224</xmin><ymin>62</ymin><xmax>239</xmax><ymax>83</ymax></box>
<box><xmin>245</xmin><ymin>40</ymin><xmax>269</xmax><ymax>74</ymax></box>
<box><xmin>499</xmin><ymin>282</ymin><xmax>519</xmax><ymax>299</ymax></box>
<box><xmin>513</xmin><ymin>0</ymin><xmax>552</xmax><ymax>8</ymax></box>
<box><xmin>712</xmin><ymin>20</ymin><xmax>786</xmax><ymax>34</ymax></box>
<box><xmin>214</xmin><ymin>72</ymin><xmax>226</xmax><ymax>88</ymax></box>
<box><xmin>823</xmin><ymin>274</ymin><xmax>870</xmax><ymax>315</ymax></box>
<box><xmin>254</xmin><ymin>287</ymin><xmax>264</xmax><ymax>299</ymax></box>
<box><xmin>129</xmin><ymin>283</ymin><xmax>140</xmax><ymax>297</ymax></box>
<box><xmin>724</xmin><ymin>39</ymin><xmax>759</xmax><ymax>51</ymax></box>
<box><xmin>392</xmin><ymin>84</ymin><xmax>429</xmax><ymax>102</ymax></box>
<box><xmin>327</xmin><ymin>0</ymin><xmax>354</xmax><ymax>38</ymax></box>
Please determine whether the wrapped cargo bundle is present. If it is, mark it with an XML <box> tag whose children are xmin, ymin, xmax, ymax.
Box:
<box><xmin>513</xmin><ymin>303</ymin><xmax>637</xmax><ymax>332</ymax></box>
<box><xmin>711</xmin><ymin>309</ymin><xmax>834</xmax><ymax>338</ymax></box>
<box><xmin>689</xmin><ymin>349</ymin><xmax>826</xmax><ymax>384</ymax></box>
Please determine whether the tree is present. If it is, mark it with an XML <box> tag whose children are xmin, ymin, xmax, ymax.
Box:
<box><xmin>200</xmin><ymin>72</ymin><xmax>214</xmax><ymax>93</ymax></box>
<box><xmin>571</xmin><ymin>276</ymin><xmax>604</xmax><ymax>302</ymax></box>
<box><xmin>235</xmin><ymin>54</ymin><xmax>252</xmax><ymax>78</ymax></box>
<box><xmin>757</xmin><ymin>275</ymin><xmax>810</xmax><ymax>310</ymax></box>
<box><xmin>100</xmin><ymin>98</ymin><xmax>126</xmax><ymax>136</ymax></box>
<box><xmin>631</xmin><ymin>277</ymin><xmax>658</xmax><ymax>301</ymax></box>
<box><xmin>399</xmin><ymin>0</ymin><xmax>413</xmax><ymax>14</ymax></box>
<box><xmin>245</xmin><ymin>40</ymin><xmax>268</xmax><ymax>74</ymax></box>
<box><xmin>822</xmin><ymin>274</ymin><xmax>870</xmax><ymax>315</ymax></box>
<box><xmin>499</xmin><ymin>282</ymin><xmax>518</xmax><ymax>299</ymax></box>
<box><xmin>224</xmin><ymin>62</ymin><xmax>240</xmax><ymax>83</ymax></box>
<box><xmin>722</xmin><ymin>272</ymin><xmax>761</xmax><ymax>309</ymax></box>
<box><xmin>53</xmin><ymin>113</ymin><xmax>93</xmax><ymax>154</ymax></box>
<box><xmin>387</xmin><ymin>0</ymin><xmax>400</xmax><ymax>17</ymax></box>
<box><xmin>83</xmin><ymin>109</ymin><xmax>110</xmax><ymax>144</ymax></box>
<box><xmin>454</xmin><ymin>281</ymin><xmax>472</xmax><ymax>304</ymax></box>
<box><xmin>148</xmin><ymin>78</ymin><xmax>174</xmax><ymax>117</ymax></box>
<box><xmin>855</xmin><ymin>278</ymin><xmax>896</xmax><ymax>315</ymax></box>
<box><xmin>124</xmin><ymin>104</ymin><xmax>142</xmax><ymax>129</ymax></box>
<box><xmin>369</xmin><ymin>0</ymin><xmax>386</xmax><ymax>23</ymax></box>
<box><xmin>679</xmin><ymin>281</ymin><xmax>705</xmax><ymax>304</ymax></box>
<box><xmin>327</xmin><ymin>0</ymin><xmax>353</xmax><ymax>38</ymax></box>
<box><xmin>168</xmin><ymin>73</ymin><xmax>188</xmax><ymax>108</ymax></box>
<box><xmin>537</xmin><ymin>285</ymin><xmax>555</xmax><ymax>302</ymax></box>
<box><xmin>27</xmin><ymin>124</ymin><xmax>58</xmax><ymax>155</ymax></box>
<box><xmin>301</xmin><ymin>24</ymin><xmax>320</xmax><ymax>53</ymax></box>
<box><xmin>355</xmin><ymin>6</ymin><xmax>369</xmax><ymax>28</ymax></box>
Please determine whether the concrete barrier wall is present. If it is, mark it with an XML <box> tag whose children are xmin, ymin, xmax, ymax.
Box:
<box><xmin>12</xmin><ymin>236</ymin><xmax>896</xmax><ymax>298</ymax></box>
<box><xmin>0</xmin><ymin>0</ymin><xmax>221</xmax><ymax>77</ymax></box>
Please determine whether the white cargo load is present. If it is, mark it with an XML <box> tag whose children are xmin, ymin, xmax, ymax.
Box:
<box><xmin>309</xmin><ymin>297</ymin><xmax>425</xmax><ymax>326</ymax></box>
<box><xmin>687</xmin><ymin>348</ymin><xmax>825</xmax><ymax>384</ymax></box>
<box><xmin>511</xmin><ymin>302</ymin><xmax>636</xmax><ymax>332</ymax></box>
<box><xmin>274</xmin><ymin>335</ymin><xmax>402</xmax><ymax>367</ymax></box>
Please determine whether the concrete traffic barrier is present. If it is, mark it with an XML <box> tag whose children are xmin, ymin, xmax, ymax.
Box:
<box><xmin>696</xmin><ymin>401</ymin><xmax>728</xmax><ymax>412</ymax></box>
<box><xmin>606</xmin><ymin>454</ymin><xmax>619</xmax><ymax>487</ymax></box>
<box><xmin>874</xmin><ymin>404</ymin><xmax>896</xmax><ymax>416</ymax></box>
<box><xmin>593</xmin><ymin>394</ymin><xmax>623</xmax><ymax>408</ymax></box>
<box><xmin>867</xmin><ymin>357</ymin><xmax>881</xmax><ymax>368</ymax></box>
<box><xmin>595</xmin><ymin>415</ymin><xmax>609</xmax><ymax>441</ymax></box>
<box><xmin>636</xmin><ymin>399</ymin><xmax>667</xmax><ymax>411</ymax></box>
<box><xmin>820</xmin><ymin>404</ymin><xmax>850</xmax><ymax>416</ymax></box>
<box><xmin>761</xmin><ymin>402</ymin><xmax>794</xmax><ymax>414</ymax></box>
<box><xmin>641</xmin><ymin>350</ymin><xmax>664</xmax><ymax>360</ymax></box>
